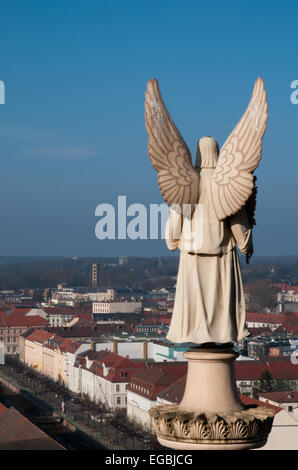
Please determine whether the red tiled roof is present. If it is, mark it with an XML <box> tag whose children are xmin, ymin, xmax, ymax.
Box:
<box><xmin>157</xmin><ymin>375</ymin><xmax>186</xmax><ymax>403</ymax></box>
<box><xmin>72</xmin><ymin>315</ymin><xmax>95</xmax><ymax>327</ymax></box>
<box><xmin>258</xmin><ymin>391</ymin><xmax>298</xmax><ymax>403</ymax></box>
<box><xmin>9</xmin><ymin>308</ymin><xmax>32</xmax><ymax>316</ymax></box>
<box><xmin>128</xmin><ymin>366</ymin><xmax>184</xmax><ymax>400</ymax></box>
<box><xmin>156</xmin><ymin>378</ymin><xmax>283</xmax><ymax>412</ymax></box>
<box><xmin>26</xmin><ymin>329</ymin><xmax>85</xmax><ymax>354</ymax></box>
<box><xmin>239</xmin><ymin>395</ymin><xmax>281</xmax><ymax>412</ymax></box>
<box><xmin>235</xmin><ymin>360</ymin><xmax>298</xmax><ymax>380</ymax></box>
<box><xmin>88</xmin><ymin>353</ymin><xmax>144</xmax><ymax>383</ymax></box>
<box><xmin>76</xmin><ymin>313</ymin><xmax>93</xmax><ymax>321</ymax></box>
<box><xmin>275</xmin><ymin>324</ymin><xmax>298</xmax><ymax>335</ymax></box>
<box><xmin>149</xmin><ymin>362</ymin><xmax>187</xmax><ymax>378</ymax></box>
<box><xmin>0</xmin><ymin>407</ymin><xmax>65</xmax><ymax>449</ymax></box>
<box><xmin>43</xmin><ymin>334</ymin><xmax>66</xmax><ymax>350</ymax></box>
<box><xmin>282</xmin><ymin>314</ymin><xmax>298</xmax><ymax>324</ymax></box>
<box><xmin>0</xmin><ymin>315</ymin><xmax>48</xmax><ymax>328</ymax></box>
<box><xmin>273</xmin><ymin>283</ymin><xmax>298</xmax><ymax>294</ymax></box>
<box><xmin>245</xmin><ymin>313</ymin><xmax>285</xmax><ymax>324</ymax></box>
<box><xmin>44</xmin><ymin>307</ymin><xmax>76</xmax><ymax>315</ymax></box>
<box><xmin>26</xmin><ymin>329</ymin><xmax>54</xmax><ymax>344</ymax></box>
<box><xmin>78</xmin><ymin>349</ymin><xmax>110</xmax><ymax>360</ymax></box>
<box><xmin>58</xmin><ymin>339</ymin><xmax>82</xmax><ymax>354</ymax></box>
<box><xmin>101</xmin><ymin>352</ymin><xmax>144</xmax><ymax>371</ymax></box>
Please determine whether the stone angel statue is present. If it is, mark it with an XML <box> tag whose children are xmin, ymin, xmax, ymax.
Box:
<box><xmin>145</xmin><ymin>77</ymin><xmax>268</xmax><ymax>345</ymax></box>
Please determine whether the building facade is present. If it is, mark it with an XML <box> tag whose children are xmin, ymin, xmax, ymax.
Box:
<box><xmin>92</xmin><ymin>301</ymin><xmax>142</xmax><ymax>315</ymax></box>
<box><xmin>0</xmin><ymin>313</ymin><xmax>48</xmax><ymax>355</ymax></box>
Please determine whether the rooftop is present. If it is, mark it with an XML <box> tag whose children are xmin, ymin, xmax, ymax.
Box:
<box><xmin>88</xmin><ymin>352</ymin><xmax>145</xmax><ymax>383</ymax></box>
<box><xmin>235</xmin><ymin>360</ymin><xmax>298</xmax><ymax>380</ymax></box>
<box><xmin>128</xmin><ymin>365</ymin><xmax>186</xmax><ymax>400</ymax></box>
<box><xmin>0</xmin><ymin>314</ymin><xmax>48</xmax><ymax>328</ymax></box>
<box><xmin>0</xmin><ymin>407</ymin><xmax>65</xmax><ymax>450</ymax></box>
<box><xmin>157</xmin><ymin>375</ymin><xmax>187</xmax><ymax>403</ymax></box>
<box><xmin>46</xmin><ymin>324</ymin><xmax>133</xmax><ymax>338</ymax></box>
<box><xmin>258</xmin><ymin>391</ymin><xmax>298</xmax><ymax>403</ymax></box>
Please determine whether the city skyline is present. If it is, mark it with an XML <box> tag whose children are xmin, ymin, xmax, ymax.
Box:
<box><xmin>0</xmin><ymin>0</ymin><xmax>297</xmax><ymax>257</ymax></box>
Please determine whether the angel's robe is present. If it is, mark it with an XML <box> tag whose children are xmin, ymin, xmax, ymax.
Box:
<box><xmin>165</xmin><ymin>168</ymin><xmax>252</xmax><ymax>344</ymax></box>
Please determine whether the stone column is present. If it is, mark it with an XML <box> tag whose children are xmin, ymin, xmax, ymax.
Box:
<box><xmin>149</xmin><ymin>345</ymin><xmax>275</xmax><ymax>450</ymax></box>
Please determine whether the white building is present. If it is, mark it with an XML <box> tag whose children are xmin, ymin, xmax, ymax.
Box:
<box><xmin>51</xmin><ymin>286</ymin><xmax>75</xmax><ymax>306</ymax></box>
<box><xmin>67</xmin><ymin>350</ymin><xmax>144</xmax><ymax>409</ymax></box>
<box><xmin>92</xmin><ymin>301</ymin><xmax>142</xmax><ymax>315</ymax></box>
<box><xmin>46</xmin><ymin>311</ymin><xmax>76</xmax><ymax>327</ymax></box>
<box><xmin>126</xmin><ymin>365</ymin><xmax>187</xmax><ymax>431</ymax></box>
<box><xmin>92</xmin><ymin>289</ymin><xmax>115</xmax><ymax>302</ymax></box>
<box><xmin>146</xmin><ymin>341</ymin><xmax>187</xmax><ymax>362</ymax></box>
<box><xmin>260</xmin><ymin>408</ymin><xmax>298</xmax><ymax>450</ymax></box>
<box><xmin>258</xmin><ymin>391</ymin><xmax>298</xmax><ymax>413</ymax></box>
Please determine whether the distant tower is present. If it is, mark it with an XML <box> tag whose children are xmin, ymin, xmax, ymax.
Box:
<box><xmin>91</xmin><ymin>263</ymin><xmax>100</xmax><ymax>287</ymax></box>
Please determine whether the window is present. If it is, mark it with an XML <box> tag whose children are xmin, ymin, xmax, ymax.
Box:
<box><xmin>117</xmin><ymin>397</ymin><xmax>121</xmax><ymax>405</ymax></box>
<box><xmin>116</xmin><ymin>384</ymin><xmax>120</xmax><ymax>392</ymax></box>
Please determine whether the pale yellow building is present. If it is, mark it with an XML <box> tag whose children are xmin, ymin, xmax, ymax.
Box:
<box><xmin>22</xmin><ymin>329</ymin><xmax>85</xmax><ymax>385</ymax></box>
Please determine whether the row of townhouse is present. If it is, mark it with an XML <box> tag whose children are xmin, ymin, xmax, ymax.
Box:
<box><xmin>20</xmin><ymin>329</ymin><xmax>89</xmax><ymax>384</ymax></box>
<box><xmin>67</xmin><ymin>350</ymin><xmax>145</xmax><ymax>408</ymax></box>
<box><xmin>20</xmin><ymin>327</ymin><xmax>191</xmax><ymax>409</ymax></box>
<box><xmin>20</xmin><ymin>328</ymin><xmax>147</xmax><ymax>408</ymax></box>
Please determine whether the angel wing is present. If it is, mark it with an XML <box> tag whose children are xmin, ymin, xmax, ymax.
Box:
<box><xmin>145</xmin><ymin>79</ymin><xmax>200</xmax><ymax>210</ymax></box>
<box><xmin>210</xmin><ymin>77</ymin><xmax>268</xmax><ymax>222</ymax></box>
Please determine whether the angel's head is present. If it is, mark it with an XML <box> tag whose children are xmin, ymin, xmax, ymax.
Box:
<box><xmin>195</xmin><ymin>136</ymin><xmax>219</xmax><ymax>170</ymax></box>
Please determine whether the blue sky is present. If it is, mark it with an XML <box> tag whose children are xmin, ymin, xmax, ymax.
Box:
<box><xmin>0</xmin><ymin>0</ymin><xmax>297</xmax><ymax>257</ymax></box>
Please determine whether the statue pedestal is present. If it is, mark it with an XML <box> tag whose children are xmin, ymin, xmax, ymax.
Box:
<box><xmin>149</xmin><ymin>346</ymin><xmax>275</xmax><ymax>450</ymax></box>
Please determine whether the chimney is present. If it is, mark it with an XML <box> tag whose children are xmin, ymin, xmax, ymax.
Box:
<box><xmin>113</xmin><ymin>341</ymin><xmax>117</xmax><ymax>354</ymax></box>
<box><xmin>143</xmin><ymin>340</ymin><xmax>147</xmax><ymax>360</ymax></box>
